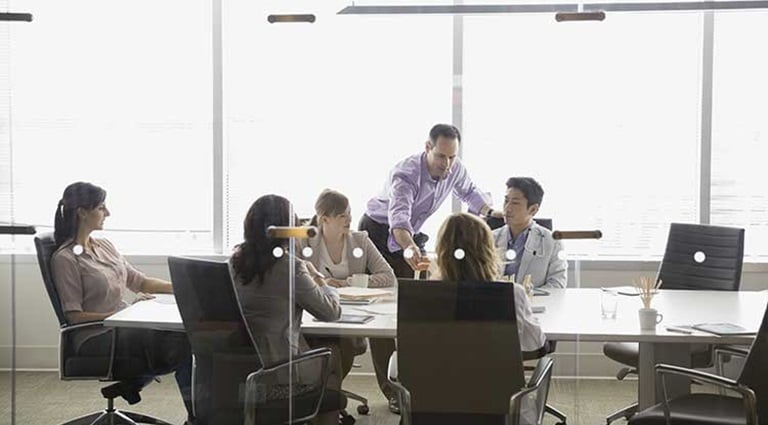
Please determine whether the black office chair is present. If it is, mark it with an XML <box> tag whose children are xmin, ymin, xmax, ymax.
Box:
<box><xmin>485</xmin><ymin>216</ymin><xmax>552</xmax><ymax>233</ymax></box>
<box><xmin>628</xmin><ymin>303</ymin><xmax>768</xmax><ymax>425</ymax></box>
<box><xmin>35</xmin><ymin>232</ymin><xmax>172</xmax><ymax>425</ymax></box>
<box><xmin>168</xmin><ymin>256</ymin><xmax>346</xmax><ymax>425</ymax></box>
<box><xmin>388</xmin><ymin>279</ymin><xmax>555</xmax><ymax>425</ymax></box>
<box><xmin>603</xmin><ymin>223</ymin><xmax>745</xmax><ymax>424</ymax></box>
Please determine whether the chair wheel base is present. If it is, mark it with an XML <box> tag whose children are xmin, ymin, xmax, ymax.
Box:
<box><xmin>356</xmin><ymin>405</ymin><xmax>369</xmax><ymax>415</ymax></box>
<box><xmin>340</xmin><ymin>415</ymin><xmax>356</xmax><ymax>425</ymax></box>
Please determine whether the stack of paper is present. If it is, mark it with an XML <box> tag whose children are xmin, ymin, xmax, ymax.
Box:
<box><xmin>336</xmin><ymin>287</ymin><xmax>391</xmax><ymax>301</ymax></box>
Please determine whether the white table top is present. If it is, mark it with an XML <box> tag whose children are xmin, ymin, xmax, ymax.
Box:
<box><xmin>105</xmin><ymin>294</ymin><xmax>185</xmax><ymax>331</ymax></box>
<box><xmin>536</xmin><ymin>288</ymin><xmax>767</xmax><ymax>344</ymax></box>
<box><xmin>105</xmin><ymin>288</ymin><xmax>767</xmax><ymax>345</ymax></box>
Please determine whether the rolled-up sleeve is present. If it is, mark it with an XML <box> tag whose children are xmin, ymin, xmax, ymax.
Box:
<box><xmin>388</xmin><ymin>171</ymin><xmax>418</xmax><ymax>236</ymax></box>
<box><xmin>123</xmin><ymin>258</ymin><xmax>147</xmax><ymax>293</ymax></box>
<box><xmin>363</xmin><ymin>235</ymin><xmax>397</xmax><ymax>288</ymax></box>
<box><xmin>52</xmin><ymin>252</ymin><xmax>84</xmax><ymax>313</ymax></box>
<box><xmin>450</xmin><ymin>161</ymin><xmax>490</xmax><ymax>214</ymax></box>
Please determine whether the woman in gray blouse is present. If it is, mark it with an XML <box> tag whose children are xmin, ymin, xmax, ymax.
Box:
<box><xmin>51</xmin><ymin>182</ymin><xmax>193</xmax><ymax>423</ymax></box>
<box><xmin>229</xmin><ymin>194</ymin><xmax>342</xmax><ymax>425</ymax></box>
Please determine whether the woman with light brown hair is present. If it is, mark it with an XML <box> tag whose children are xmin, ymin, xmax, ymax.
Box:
<box><xmin>297</xmin><ymin>189</ymin><xmax>396</xmax><ymax>383</ymax></box>
<box><xmin>434</xmin><ymin>212</ymin><xmax>546</xmax><ymax>353</ymax></box>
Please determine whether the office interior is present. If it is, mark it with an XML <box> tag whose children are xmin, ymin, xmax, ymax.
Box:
<box><xmin>2</xmin><ymin>0</ymin><xmax>768</xmax><ymax>424</ymax></box>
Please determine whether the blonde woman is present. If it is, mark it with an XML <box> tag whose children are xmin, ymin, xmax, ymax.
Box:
<box><xmin>300</xmin><ymin>189</ymin><xmax>396</xmax><ymax>289</ymax></box>
<box><xmin>434</xmin><ymin>212</ymin><xmax>546</xmax><ymax>354</ymax></box>
<box><xmin>297</xmin><ymin>189</ymin><xmax>396</xmax><ymax>381</ymax></box>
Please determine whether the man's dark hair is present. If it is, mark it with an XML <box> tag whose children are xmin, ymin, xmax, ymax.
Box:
<box><xmin>428</xmin><ymin>124</ymin><xmax>461</xmax><ymax>146</ymax></box>
<box><xmin>505</xmin><ymin>177</ymin><xmax>544</xmax><ymax>208</ymax></box>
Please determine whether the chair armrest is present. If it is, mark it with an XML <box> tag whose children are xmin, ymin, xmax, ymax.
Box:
<box><xmin>259</xmin><ymin>347</ymin><xmax>330</xmax><ymax>370</ymax></box>
<box><xmin>61</xmin><ymin>320</ymin><xmax>107</xmax><ymax>333</ymax></box>
<box><xmin>509</xmin><ymin>357</ymin><xmax>554</xmax><ymax>425</ymax></box>
<box><xmin>655</xmin><ymin>363</ymin><xmax>758</xmax><ymax>425</ymax></box>
<box><xmin>244</xmin><ymin>348</ymin><xmax>331</xmax><ymax>425</ymax></box>
<box><xmin>656</xmin><ymin>363</ymin><xmax>739</xmax><ymax>391</ymax></box>
<box><xmin>526</xmin><ymin>356</ymin><xmax>553</xmax><ymax>389</ymax></box>
<box><xmin>386</xmin><ymin>352</ymin><xmax>413</xmax><ymax>425</ymax></box>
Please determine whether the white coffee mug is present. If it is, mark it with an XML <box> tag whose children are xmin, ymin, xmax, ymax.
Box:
<box><xmin>348</xmin><ymin>273</ymin><xmax>369</xmax><ymax>288</ymax></box>
<box><xmin>638</xmin><ymin>308</ymin><xmax>663</xmax><ymax>330</ymax></box>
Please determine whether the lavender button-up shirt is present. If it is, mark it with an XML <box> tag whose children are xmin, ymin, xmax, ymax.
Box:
<box><xmin>365</xmin><ymin>152</ymin><xmax>490</xmax><ymax>252</ymax></box>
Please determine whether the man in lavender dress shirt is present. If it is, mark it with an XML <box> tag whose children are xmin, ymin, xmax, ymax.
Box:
<box><xmin>359</xmin><ymin>123</ymin><xmax>502</xmax><ymax>412</ymax></box>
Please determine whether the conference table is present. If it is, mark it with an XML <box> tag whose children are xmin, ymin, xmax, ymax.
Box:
<box><xmin>104</xmin><ymin>287</ymin><xmax>767</xmax><ymax>410</ymax></box>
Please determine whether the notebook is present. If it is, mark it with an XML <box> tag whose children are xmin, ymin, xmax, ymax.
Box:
<box><xmin>314</xmin><ymin>314</ymin><xmax>375</xmax><ymax>324</ymax></box>
<box><xmin>690</xmin><ymin>323</ymin><xmax>756</xmax><ymax>336</ymax></box>
<box><xmin>339</xmin><ymin>298</ymin><xmax>378</xmax><ymax>305</ymax></box>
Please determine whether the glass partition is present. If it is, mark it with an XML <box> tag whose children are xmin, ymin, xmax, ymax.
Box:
<box><xmin>1</xmin><ymin>1</ymin><xmax>767</xmax><ymax>424</ymax></box>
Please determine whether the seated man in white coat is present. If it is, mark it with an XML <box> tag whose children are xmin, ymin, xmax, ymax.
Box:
<box><xmin>493</xmin><ymin>177</ymin><xmax>567</xmax><ymax>288</ymax></box>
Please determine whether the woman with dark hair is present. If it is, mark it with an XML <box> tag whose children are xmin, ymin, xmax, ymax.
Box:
<box><xmin>51</xmin><ymin>181</ymin><xmax>193</xmax><ymax>423</ymax></box>
<box><xmin>230</xmin><ymin>194</ymin><xmax>342</xmax><ymax>425</ymax></box>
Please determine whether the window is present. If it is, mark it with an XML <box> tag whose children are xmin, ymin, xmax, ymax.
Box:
<box><xmin>6</xmin><ymin>0</ymin><xmax>212</xmax><ymax>253</ymax></box>
<box><xmin>462</xmin><ymin>13</ymin><xmax>702</xmax><ymax>259</ymax></box>
<box><xmin>223</xmin><ymin>0</ymin><xmax>452</xmax><ymax>250</ymax></box>
<box><xmin>711</xmin><ymin>11</ymin><xmax>768</xmax><ymax>261</ymax></box>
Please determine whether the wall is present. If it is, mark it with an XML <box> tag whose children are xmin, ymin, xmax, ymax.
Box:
<box><xmin>1</xmin><ymin>254</ymin><xmax>766</xmax><ymax>377</ymax></box>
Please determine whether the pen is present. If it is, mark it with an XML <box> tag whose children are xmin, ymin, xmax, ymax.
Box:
<box><xmin>665</xmin><ymin>326</ymin><xmax>693</xmax><ymax>334</ymax></box>
<box><xmin>325</xmin><ymin>267</ymin><xmax>334</xmax><ymax>278</ymax></box>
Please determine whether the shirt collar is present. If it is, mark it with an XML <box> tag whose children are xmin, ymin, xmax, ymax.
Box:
<box><xmin>507</xmin><ymin>221</ymin><xmax>534</xmax><ymax>242</ymax></box>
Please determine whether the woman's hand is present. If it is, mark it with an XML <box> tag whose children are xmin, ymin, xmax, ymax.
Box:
<box><xmin>304</xmin><ymin>261</ymin><xmax>328</xmax><ymax>287</ymax></box>
<box><xmin>133</xmin><ymin>292</ymin><xmax>156</xmax><ymax>303</ymax></box>
<box><xmin>326</xmin><ymin>278</ymin><xmax>349</xmax><ymax>288</ymax></box>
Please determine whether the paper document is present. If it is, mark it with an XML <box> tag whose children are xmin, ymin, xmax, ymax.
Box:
<box><xmin>313</xmin><ymin>314</ymin><xmax>375</xmax><ymax>324</ymax></box>
<box><xmin>336</xmin><ymin>287</ymin><xmax>392</xmax><ymax>300</ymax></box>
<box><xmin>691</xmin><ymin>323</ymin><xmax>756</xmax><ymax>336</ymax></box>
<box><xmin>152</xmin><ymin>294</ymin><xmax>177</xmax><ymax>305</ymax></box>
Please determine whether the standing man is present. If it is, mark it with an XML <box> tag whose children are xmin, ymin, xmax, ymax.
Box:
<box><xmin>492</xmin><ymin>177</ymin><xmax>567</xmax><ymax>289</ymax></box>
<box><xmin>359</xmin><ymin>123</ymin><xmax>502</xmax><ymax>413</ymax></box>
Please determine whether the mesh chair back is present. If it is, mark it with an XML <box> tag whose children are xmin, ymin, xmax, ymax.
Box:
<box><xmin>34</xmin><ymin>232</ymin><xmax>68</xmax><ymax>326</ymax></box>
<box><xmin>397</xmin><ymin>279</ymin><xmax>526</xmax><ymax>424</ymax></box>
<box><xmin>168</xmin><ymin>256</ymin><xmax>261</xmax><ymax>425</ymax></box>
<box><xmin>658</xmin><ymin>223</ymin><xmax>744</xmax><ymax>291</ymax></box>
<box><xmin>737</xmin><ymin>305</ymin><xmax>768</xmax><ymax>424</ymax></box>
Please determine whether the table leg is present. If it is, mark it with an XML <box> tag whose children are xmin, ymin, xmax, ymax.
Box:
<box><xmin>638</xmin><ymin>342</ymin><xmax>691</xmax><ymax>409</ymax></box>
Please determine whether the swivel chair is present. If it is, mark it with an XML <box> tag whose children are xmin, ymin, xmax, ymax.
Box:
<box><xmin>35</xmin><ymin>232</ymin><xmax>172</xmax><ymax>425</ymax></box>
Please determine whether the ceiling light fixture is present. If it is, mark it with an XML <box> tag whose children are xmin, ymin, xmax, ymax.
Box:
<box><xmin>267</xmin><ymin>14</ymin><xmax>316</xmax><ymax>23</ymax></box>
<box><xmin>0</xmin><ymin>12</ymin><xmax>32</xmax><ymax>22</ymax></box>
<box><xmin>555</xmin><ymin>10</ymin><xmax>606</xmax><ymax>21</ymax></box>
